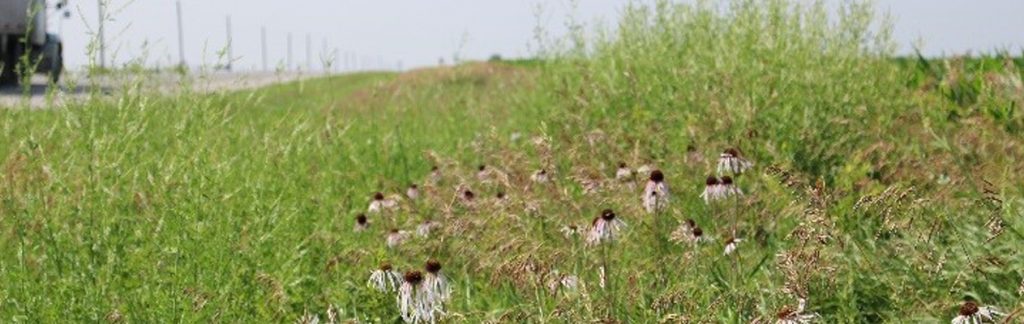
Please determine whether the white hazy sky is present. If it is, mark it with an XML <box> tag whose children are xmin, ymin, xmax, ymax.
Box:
<box><xmin>47</xmin><ymin>0</ymin><xmax>1024</xmax><ymax>71</ymax></box>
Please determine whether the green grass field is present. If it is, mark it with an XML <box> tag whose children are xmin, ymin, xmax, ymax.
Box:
<box><xmin>2</xmin><ymin>1</ymin><xmax>1024</xmax><ymax>322</ymax></box>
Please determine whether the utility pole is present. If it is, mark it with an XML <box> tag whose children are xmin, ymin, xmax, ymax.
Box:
<box><xmin>225</xmin><ymin>16</ymin><xmax>233</xmax><ymax>71</ymax></box>
<box><xmin>333</xmin><ymin>47</ymin><xmax>339</xmax><ymax>73</ymax></box>
<box><xmin>287</xmin><ymin>33</ymin><xmax>293</xmax><ymax>71</ymax></box>
<box><xmin>176</xmin><ymin>0</ymin><xmax>185</xmax><ymax>68</ymax></box>
<box><xmin>305</xmin><ymin>33</ymin><xmax>311</xmax><ymax>71</ymax></box>
<box><xmin>320</xmin><ymin>38</ymin><xmax>328</xmax><ymax>72</ymax></box>
<box><xmin>97</xmin><ymin>0</ymin><xmax>105</xmax><ymax>69</ymax></box>
<box><xmin>260</xmin><ymin>26</ymin><xmax>267</xmax><ymax>71</ymax></box>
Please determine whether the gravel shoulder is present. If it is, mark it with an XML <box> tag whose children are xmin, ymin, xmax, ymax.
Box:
<box><xmin>0</xmin><ymin>71</ymin><xmax>318</xmax><ymax>109</ymax></box>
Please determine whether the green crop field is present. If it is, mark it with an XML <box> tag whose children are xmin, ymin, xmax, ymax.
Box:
<box><xmin>2</xmin><ymin>1</ymin><xmax>1023</xmax><ymax>323</ymax></box>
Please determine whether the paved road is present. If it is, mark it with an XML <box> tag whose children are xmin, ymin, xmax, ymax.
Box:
<box><xmin>0</xmin><ymin>71</ymin><xmax>315</xmax><ymax>108</ymax></box>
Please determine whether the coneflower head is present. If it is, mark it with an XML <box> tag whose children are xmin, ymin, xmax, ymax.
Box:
<box><xmin>601</xmin><ymin>209</ymin><xmax>616</xmax><ymax>221</ymax></box>
<box><xmin>959</xmin><ymin>301</ymin><xmax>979</xmax><ymax>316</ymax></box>
<box><xmin>618</xmin><ymin>161</ymin><xmax>627</xmax><ymax>168</ymax></box>
<box><xmin>463</xmin><ymin>190</ymin><xmax>475</xmax><ymax>200</ymax></box>
<box><xmin>724</xmin><ymin>148</ymin><xmax>740</xmax><ymax>157</ymax></box>
<box><xmin>357</xmin><ymin>214</ymin><xmax>367</xmax><ymax>224</ymax></box>
<box><xmin>721</xmin><ymin>176</ymin><xmax>734</xmax><ymax>185</ymax></box>
<box><xmin>425</xmin><ymin>260</ymin><xmax>442</xmax><ymax>274</ymax></box>
<box><xmin>380</xmin><ymin>263</ymin><xmax>393</xmax><ymax>271</ymax></box>
<box><xmin>478</xmin><ymin>164</ymin><xmax>486</xmax><ymax>171</ymax></box>
<box><xmin>374</xmin><ymin>192</ymin><xmax>385</xmax><ymax>200</ymax></box>
<box><xmin>650</xmin><ymin>170</ymin><xmax>665</xmax><ymax>182</ymax></box>
<box><xmin>776</xmin><ymin>307</ymin><xmax>796</xmax><ymax>320</ymax></box>
<box><xmin>404</xmin><ymin>271</ymin><xmax>424</xmax><ymax>285</ymax></box>
<box><xmin>705</xmin><ymin>176</ymin><xmax>720</xmax><ymax>186</ymax></box>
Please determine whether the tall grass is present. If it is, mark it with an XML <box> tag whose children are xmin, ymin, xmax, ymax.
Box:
<box><xmin>1</xmin><ymin>0</ymin><xmax>1022</xmax><ymax>322</ymax></box>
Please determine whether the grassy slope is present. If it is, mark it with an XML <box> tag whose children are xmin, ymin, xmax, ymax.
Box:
<box><xmin>2</xmin><ymin>1</ymin><xmax>1024</xmax><ymax>323</ymax></box>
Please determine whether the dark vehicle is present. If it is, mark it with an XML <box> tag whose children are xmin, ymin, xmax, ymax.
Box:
<box><xmin>1</xmin><ymin>0</ymin><xmax>65</xmax><ymax>86</ymax></box>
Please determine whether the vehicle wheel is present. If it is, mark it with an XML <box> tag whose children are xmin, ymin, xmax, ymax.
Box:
<box><xmin>48</xmin><ymin>44</ymin><xmax>63</xmax><ymax>84</ymax></box>
<box><xmin>0</xmin><ymin>41</ymin><xmax>20</xmax><ymax>86</ymax></box>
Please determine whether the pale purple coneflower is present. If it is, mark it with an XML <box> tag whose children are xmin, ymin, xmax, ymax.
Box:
<box><xmin>585</xmin><ymin>129</ymin><xmax>606</xmax><ymax>146</ymax></box>
<box><xmin>685</xmin><ymin>144</ymin><xmax>705</xmax><ymax>164</ymax></box>
<box><xmin>524</xmin><ymin>200</ymin><xmax>541</xmax><ymax>215</ymax></box>
<box><xmin>546</xmin><ymin>270</ymin><xmax>580</xmax><ymax>293</ymax></box>
<box><xmin>354</xmin><ymin>214</ymin><xmax>369</xmax><ymax>232</ymax></box>
<box><xmin>1018</xmin><ymin>277</ymin><xmax>1023</xmax><ymax>296</ymax></box>
<box><xmin>952</xmin><ymin>300</ymin><xmax>1003</xmax><ymax>324</ymax></box>
<box><xmin>642</xmin><ymin>170</ymin><xmax>671</xmax><ymax>213</ymax></box>
<box><xmin>368</xmin><ymin>263</ymin><xmax>402</xmax><ymax>292</ymax></box>
<box><xmin>428</xmin><ymin>166</ymin><xmax>442</xmax><ymax>185</ymax></box>
<box><xmin>461</xmin><ymin>189</ymin><xmax>476</xmax><ymax>206</ymax></box>
<box><xmin>296</xmin><ymin>311</ymin><xmax>320</xmax><ymax>324</ymax></box>
<box><xmin>717</xmin><ymin>148</ymin><xmax>754</xmax><ymax>175</ymax></box>
<box><xmin>724</xmin><ymin>237</ymin><xmax>742</xmax><ymax>255</ymax></box>
<box><xmin>577</xmin><ymin>177</ymin><xmax>602</xmax><ymax>195</ymax></box>
<box><xmin>326</xmin><ymin>305</ymin><xmax>338</xmax><ymax>324</ymax></box>
<box><xmin>531</xmin><ymin>169</ymin><xmax>550</xmax><ymax>184</ymax></box>
<box><xmin>720</xmin><ymin>176</ymin><xmax>743</xmax><ymax>198</ymax></box>
<box><xmin>615</xmin><ymin>162</ymin><xmax>633</xmax><ymax>182</ymax></box>
<box><xmin>406</xmin><ymin>184</ymin><xmax>420</xmax><ymax>200</ymax></box>
<box><xmin>424</xmin><ymin>260</ymin><xmax>451</xmax><ymax>302</ymax></box>
<box><xmin>417</xmin><ymin>220</ymin><xmax>439</xmax><ymax>238</ymax></box>
<box><xmin>700</xmin><ymin>176</ymin><xmax>725</xmax><ymax>204</ymax></box>
<box><xmin>773</xmin><ymin>298</ymin><xmax>818</xmax><ymax>324</ymax></box>
<box><xmin>386</xmin><ymin>229</ymin><xmax>410</xmax><ymax>248</ymax></box>
<box><xmin>476</xmin><ymin>164</ymin><xmax>489</xmax><ymax>181</ymax></box>
<box><xmin>669</xmin><ymin>219</ymin><xmax>708</xmax><ymax>245</ymax></box>
<box><xmin>587</xmin><ymin>209</ymin><xmax>627</xmax><ymax>246</ymax></box>
<box><xmin>398</xmin><ymin>270</ymin><xmax>440</xmax><ymax>324</ymax></box>
<box><xmin>560</xmin><ymin>274</ymin><xmax>580</xmax><ymax>291</ymax></box>
<box><xmin>690</xmin><ymin>226</ymin><xmax>707</xmax><ymax>244</ymax></box>
<box><xmin>368</xmin><ymin>192</ymin><xmax>398</xmax><ymax>213</ymax></box>
<box><xmin>492</xmin><ymin>191</ymin><xmax>509</xmax><ymax>208</ymax></box>
<box><xmin>560</xmin><ymin>224</ymin><xmax>581</xmax><ymax>239</ymax></box>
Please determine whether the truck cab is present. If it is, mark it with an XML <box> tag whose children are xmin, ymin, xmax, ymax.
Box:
<box><xmin>0</xmin><ymin>0</ymin><xmax>65</xmax><ymax>86</ymax></box>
